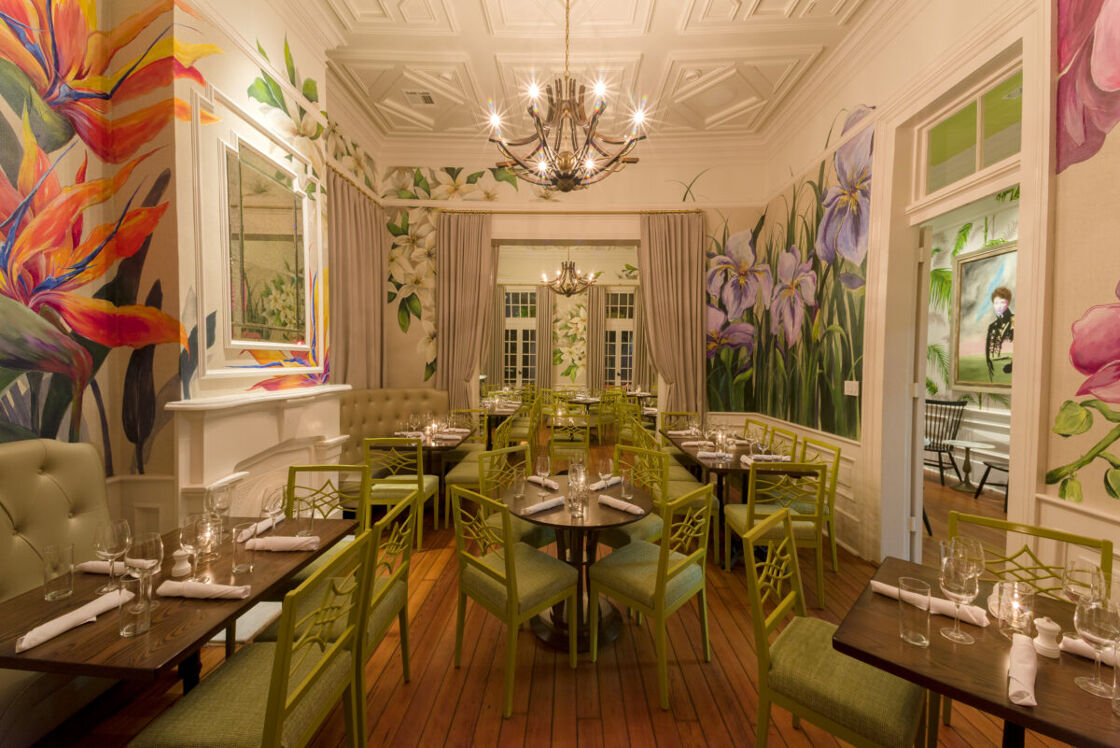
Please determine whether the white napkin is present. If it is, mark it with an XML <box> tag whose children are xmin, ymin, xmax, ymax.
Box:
<box><xmin>731</xmin><ymin>438</ymin><xmax>753</xmax><ymax>445</ymax></box>
<box><xmin>15</xmin><ymin>590</ymin><xmax>134</xmax><ymax>652</ymax></box>
<box><xmin>870</xmin><ymin>580</ymin><xmax>990</xmax><ymax>626</ymax></box>
<box><xmin>76</xmin><ymin>560</ymin><xmax>112</xmax><ymax>574</ymax></box>
<box><xmin>696</xmin><ymin>450</ymin><xmax>733</xmax><ymax>460</ymax></box>
<box><xmin>393</xmin><ymin>431</ymin><xmax>423</xmax><ymax>437</ymax></box>
<box><xmin>681</xmin><ymin>440</ymin><xmax>715</xmax><ymax>447</ymax></box>
<box><xmin>444</xmin><ymin>427</ymin><xmax>471</xmax><ymax>434</ymax></box>
<box><xmin>1060</xmin><ymin>636</ymin><xmax>1120</xmax><ymax>666</ymax></box>
<box><xmin>246</xmin><ymin>536</ymin><xmax>320</xmax><ymax>552</ymax></box>
<box><xmin>156</xmin><ymin>580</ymin><xmax>250</xmax><ymax>600</ymax></box>
<box><xmin>741</xmin><ymin>454</ymin><xmax>793</xmax><ymax>465</ymax></box>
<box><xmin>590</xmin><ymin>476</ymin><xmax>622</xmax><ymax>491</ymax></box>
<box><xmin>598</xmin><ymin>496</ymin><xmax>644</xmax><ymax>515</ymax></box>
<box><xmin>642</xmin><ymin>407</ymin><xmax>657</xmax><ymax>415</ymax></box>
<box><xmin>1008</xmin><ymin>633</ymin><xmax>1038</xmax><ymax>706</ymax></box>
<box><xmin>237</xmin><ymin>515</ymin><xmax>284</xmax><ymax>543</ymax></box>
<box><xmin>527</xmin><ymin>475</ymin><xmax>560</xmax><ymax>491</ymax></box>
<box><xmin>434</xmin><ymin>434</ymin><xmax>462</xmax><ymax>441</ymax></box>
<box><xmin>523</xmin><ymin>497</ymin><xmax>565</xmax><ymax>515</ymax></box>
<box><xmin>666</xmin><ymin>430</ymin><xmax>691</xmax><ymax>436</ymax></box>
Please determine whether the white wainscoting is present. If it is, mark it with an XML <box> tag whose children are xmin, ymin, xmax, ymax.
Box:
<box><xmin>1034</xmin><ymin>493</ymin><xmax>1120</xmax><ymax>600</ymax></box>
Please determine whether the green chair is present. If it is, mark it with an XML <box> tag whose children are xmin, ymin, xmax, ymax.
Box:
<box><xmin>130</xmin><ymin>530</ymin><xmax>375</xmax><ymax>748</ymax></box>
<box><xmin>589</xmin><ymin>483</ymin><xmax>714</xmax><ymax>710</ymax></box>
<box><xmin>548</xmin><ymin>412</ymin><xmax>590</xmax><ymax>468</ymax></box>
<box><xmin>767</xmin><ymin>425</ymin><xmax>799</xmax><ymax>457</ymax></box>
<box><xmin>450</xmin><ymin>486</ymin><xmax>577</xmax><ymax>718</ymax></box>
<box><xmin>743</xmin><ymin>509</ymin><xmax>927</xmax><ymax>747</ymax></box>
<box><xmin>725</xmin><ymin>463</ymin><xmax>828</xmax><ymax>607</ymax></box>
<box><xmin>282</xmin><ymin>464</ymin><xmax>373</xmax><ymax>588</ymax></box>
<box><xmin>743</xmin><ymin>417</ymin><xmax>769</xmax><ymax>443</ymax></box>
<box><xmin>800</xmin><ymin>437</ymin><xmax>842</xmax><ymax>572</ymax></box>
<box><xmin>659</xmin><ymin>411</ymin><xmax>698</xmax><ymax>470</ymax></box>
<box><xmin>600</xmin><ymin>444</ymin><xmax>668</xmax><ymax>549</ymax></box>
<box><xmin>479</xmin><ymin>444</ymin><xmax>554</xmax><ymax>548</ymax></box>
<box><xmin>364</xmin><ymin>437</ymin><xmax>437</xmax><ymax>548</ymax></box>
<box><xmin>446</xmin><ymin>415</ymin><xmax>516</xmax><ymax>492</ymax></box>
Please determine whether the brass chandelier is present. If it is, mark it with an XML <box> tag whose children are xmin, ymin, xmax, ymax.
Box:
<box><xmin>542</xmin><ymin>258</ymin><xmax>597</xmax><ymax>296</ymax></box>
<box><xmin>488</xmin><ymin>0</ymin><xmax>647</xmax><ymax>192</ymax></box>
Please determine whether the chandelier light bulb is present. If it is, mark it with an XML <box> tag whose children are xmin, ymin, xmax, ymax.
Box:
<box><xmin>489</xmin><ymin>112</ymin><xmax>501</xmax><ymax>128</ymax></box>
<box><xmin>528</xmin><ymin>82</ymin><xmax>541</xmax><ymax>100</ymax></box>
<box><xmin>537</xmin><ymin>159</ymin><xmax>549</xmax><ymax>174</ymax></box>
<box><xmin>584</xmin><ymin>158</ymin><xmax>595</xmax><ymax>172</ymax></box>
<box><xmin>593</xmin><ymin>80</ymin><xmax>607</xmax><ymax>99</ymax></box>
<box><xmin>632</xmin><ymin>108</ymin><xmax>646</xmax><ymax>126</ymax></box>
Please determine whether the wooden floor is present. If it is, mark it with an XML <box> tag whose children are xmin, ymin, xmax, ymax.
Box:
<box><xmin>51</xmin><ymin>475</ymin><xmax>1069</xmax><ymax>747</ymax></box>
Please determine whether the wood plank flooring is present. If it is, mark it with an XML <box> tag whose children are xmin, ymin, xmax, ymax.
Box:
<box><xmin>48</xmin><ymin>476</ymin><xmax>1071</xmax><ymax>747</ymax></box>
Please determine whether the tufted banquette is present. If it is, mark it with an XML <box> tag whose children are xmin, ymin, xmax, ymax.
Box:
<box><xmin>0</xmin><ymin>439</ymin><xmax>117</xmax><ymax>747</ymax></box>
<box><xmin>339</xmin><ymin>388</ymin><xmax>450</xmax><ymax>464</ymax></box>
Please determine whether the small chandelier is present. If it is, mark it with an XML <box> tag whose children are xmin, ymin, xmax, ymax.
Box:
<box><xmin>487</xmin><ymin>0</ymin><xmax>647</xmax><ymax>192</ymax></box>
<box><xmin>542</xmin><ymin>258</ymin><xmax>597</xmax><ymax>296</ymax></box>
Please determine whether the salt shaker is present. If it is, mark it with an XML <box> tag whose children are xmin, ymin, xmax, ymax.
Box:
<box><xmin>171</xmin><ymin>548</ymin><xmax>192</xmax><ymax>579</ymax></box>
<box><xmin>1033</xmin><ymin>616</ymin><xmax>1061</xmax><ymax>658</ymax></box>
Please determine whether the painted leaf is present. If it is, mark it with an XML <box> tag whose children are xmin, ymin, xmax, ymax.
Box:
<box><xmin>1053</xmin><ymin>400</ymin><xmax>1093</xmax><ymax>436</ymax></box>
<box><xmin>247</xmin><ymin>78</ymin><xmax>284</xmax><ymax>111</ymax></box>
<box><xmin>122</xmin><ymin>282</ymin><xmax>161</xmax><ymax>473</ymax></box>
<box><xmin>466</xmin><ymin>171</ymin><xmax>485</xmax><ymax>184</ymax></box>
<box><xmin>283</xmin><ymin>38</ymin><xmax>297</xmax><ymax>86</ymax></box>
<box><xmin>1105</xmin><ymin>469</ymin><xmax>1120</xmax><ymax>499</ymax></box>
<box><xmin>1059</xmin><ymin>477</ymin><xmax>1083</xmax><ymax>502</ymax></box>
<box><xmin>0</xmin><ymin>60</ymin><xmax>75</xmax><ymax>157</ymax></box>
<box><xmin>405</xmin><ymin>293</ymin><xmax>422</xmax><ymax>318</ymax></box>
<box><xmin>444</xmin><ymin>167</ymin><xmax>462</xmax><ymax>180</ymax></box>
<box><xmin>490</xmin><ymin>167</ymin><xmax>518</xmax><ymax>188</ymax></box>
<box><xmin>413</xmin><ymin>169</ymin><xmax>430</xmax><ymax>195</ymax></box>
<box><xmin>396</xmin><ymin>189</ymin><xmax>416</xmax><ymax>200</ymax></box>
<box><xmin>302</xmin><ymin>78</ymin><xmax>319</xmax><ymax>104</ymax></box>
<box><xmin>424</xmin><ymin>360</ymin><xmax>437</xmax><ymax>381</ymax></box>
<box><xmin>398</xmin><ymin>303</ymin><xmax>411</xmax><ymax>332</ymax></box>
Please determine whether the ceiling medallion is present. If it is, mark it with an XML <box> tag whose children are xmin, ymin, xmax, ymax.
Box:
<box><xmin>487</xmin><ymin>0</ymin><xmax>648</xmax><ymax>192</ymax></box>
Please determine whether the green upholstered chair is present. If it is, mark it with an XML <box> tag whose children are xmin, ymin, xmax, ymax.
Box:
<box><xmin>282</xmin><ymin>464</ymin><xmax>373</xmax><ymax>588</ymax></box>
<box><xmin>658</xmin><ymin>411</ymin><xmax>697</xmax><ymax>469</ymax></box>
<box><xmin>799</xmin><ymin>437</ymin><xmax>842</xmax><ymax>572</ymax></box>
<box><xmin>725</xmin><ymin>462</ymin><xmax>828</xmax><ymax>607</ymax></box>
<box><xmin>742</xmin><ymin>417</ymin><xmax>769</xmax><ymax>443</ymax></box>
<box><xmin>478</xmin><ymin>444</ymin><xmax>554</xmax><ymax>549</ymax></box>
<box><xmin>548</xmin><ymin>412</ymin><xmax>590</xmax><ymax>469</ymax></box>
<box><xmin>450</xmin><ymin>486</ymin><xmax>577</xmax><ymax>718</ymax></box>
<box><xmin>363</xmin><ymin>437</ymin><xmax>437</xmax><ymax>548</ymax></box>
<box><xmin>742</xmin><ymin>509</ymin><xmax>927</xmax><ymax>747</ymax></box>
<box><xmin>600</xmin><ymin>444</ymin><xmax>668</xmax><ymax>549</ymax></box>
<box><xmin>589</xmin><ymin>483</ymin><xmax>714</xmax><ymax>710</ymax></box>
<box><xmin>446</xmin><ymin>415</ymin><xmax>516</xmax><ymax>492</ymax></box>
<box><xmin>130</xmin><ymin>530</ymin><xmax>375</xmax><ymax>748</ymax></box>
<box><xmin>767</xmin><ymin>425</ymin><xmax>799</xmax><ymax>457</ymax></box>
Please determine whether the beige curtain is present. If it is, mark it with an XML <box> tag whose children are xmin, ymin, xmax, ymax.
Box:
<box><xmin>633</xmin><ymin>286</ymin><xmax>657</xmax><ymax>391</ymax></box>
<box><xmin>585</xmin><ymin>285</ymin><xmax>606</xmax><ymax>392</ymax></box>
<box><xmin>535</xmin><ymin>288</ymin><xmax>554</xmax><ymax>390</ymax></box>
<box><xmin>326</xmin><ymin>169</ymin><xmax>385</xmax><ymax>387</ymax></box>
<box><xmin>436</xmin><ymin>213</ymin><xmax>495</xmax><ymax>409</ymax></box>
<box><xmin>639</xmin><ymin>213</ymin><xmax>706</xmax><ymax>412</ymax></box>
<box><xmin>482</xmin><ymin>284</ymin><xmax>505</xmax><ymax>389</ymax></box>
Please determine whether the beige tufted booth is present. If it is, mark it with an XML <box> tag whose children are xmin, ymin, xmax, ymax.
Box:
<box><xmin>339</xmin><ymin>388</ymin><xmax>450</xmax><ymax>464</ymax></box>
<box><xmin>0</xmin><ymin>439</ymin><xmax>117</xmax><ymax>746</ymax></box>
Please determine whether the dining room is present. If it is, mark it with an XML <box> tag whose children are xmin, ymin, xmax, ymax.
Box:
<box><xmin>1</xmin><ymin>0</ymin><xmax>1119</xmax><ymax>746</ymax></box>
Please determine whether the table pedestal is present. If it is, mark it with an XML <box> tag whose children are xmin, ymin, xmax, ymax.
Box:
<box><xmin>951</xmin><ymin>447</ymin><xmax>978</xmax><ymax>493</ymax></box>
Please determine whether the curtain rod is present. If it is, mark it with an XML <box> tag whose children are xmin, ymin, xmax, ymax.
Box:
<box><xmin>326</xmin><ymin>162</ymin><xmax>383</xmax><ymax>205</ymax></box>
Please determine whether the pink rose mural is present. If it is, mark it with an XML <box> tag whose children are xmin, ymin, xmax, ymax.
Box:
<box><xmin>1057</xmin><ymin>0</ymin><xmax>1120</xmax><ymax>172</ymax></box>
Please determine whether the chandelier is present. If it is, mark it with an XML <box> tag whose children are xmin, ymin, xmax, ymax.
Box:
<box><xmin>487</xmin><ymin>0</ymin><xmax>647</xmax><ymax>192</ymax></box>
<box><xmin>542</xmin><ymin>258</ymin><xmax>597</xmax><ymax>296</ymax></box>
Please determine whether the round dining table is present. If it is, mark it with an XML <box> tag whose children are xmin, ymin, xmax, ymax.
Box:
<box><xmin>504</xmin><ymin>474</ymin><xmax>655</xmax><ymax>652</ymax></box>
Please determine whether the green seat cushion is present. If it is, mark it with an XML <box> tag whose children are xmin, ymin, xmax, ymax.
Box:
<box><xmin>129</xmin><ymin>642</ymin><xmax>352</xmax><ymax>748</ymax></box>
<box><xmin>724</xmin><ymin>504</ymin><xmax>818</xmax><ymax>541</ymax></box>
<box><xmin>668</xmin><ymin>464</ymin><xmax>699</xmax><ymax>482</ymax></box>
<box><xmin>370</xmin><ymin>474</ymin><xmax>437</xmax><ymax>503</ymax></box>
<box><xmin>599</xmin><ymin>513</ymin><xmax>663</xmax><ymax>549</ymax></box>
<box><xmin>446</xmin><ymin>442</ymin><xmax>486</xmax><ymax>461</ymax></box>
<box><xmin>590</xmin><ymin>540</ymin><xmax>702</xmax><ymax>610</ymax></box>
<box><xmin>768</xmin><ymin>616</ymin><xmax>924</xmax><ymax>746</ymax></box>
<box><xmin>285</xmin><ymin>535</ymin><xmax>352</xmax><ymax>586</ymax></box>
<box><xmin>483</xmin><ymin>513</ymin><xmax>555</xmax><ymax>549</ymax></box>
<box><xmin>445</xmin><ymin>456</ymin><xmax>481</xmax><ymax>487</ymax></box>
<box><xmin>462</xmin><ymin>542</ymin><xmax>576</xmax><ymax>615</ymax></box>
<box><xmin>667</xmin><ymin>479</ymin><xmax>702</xmax><ymax>500</ymax></box>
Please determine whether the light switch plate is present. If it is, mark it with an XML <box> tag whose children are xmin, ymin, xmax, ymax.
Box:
<box><xmin>844</xmin><ymin>380</ymin><xmax>860</xmax><ymax>396</ymax></box>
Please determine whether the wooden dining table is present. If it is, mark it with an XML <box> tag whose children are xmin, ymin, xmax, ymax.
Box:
<box><xmin>0</xmin><ymin>517</ymin><xmax>355</xmax><ymax>692</ymax></box>
<box><xmin>833</xmin><ymin>556</ymin><xmax>1120</xmax><ymax>748</ymax></box>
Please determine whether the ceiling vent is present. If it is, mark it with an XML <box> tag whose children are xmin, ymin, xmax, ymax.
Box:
<box><xmin>404</xmin><ymin>90</ymin><xmax>437</xmax><ymax>107</ymax></box>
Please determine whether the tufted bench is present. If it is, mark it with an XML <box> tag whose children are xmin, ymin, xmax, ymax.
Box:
<box><xmin>0</xmin><ymin>439</ymin><xmax>117</xmax><ymax>747</ymax></box>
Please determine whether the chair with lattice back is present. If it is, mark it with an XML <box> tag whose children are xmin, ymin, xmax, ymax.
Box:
<box><xmin>363</xmin><ymin>437</ymin><xmax>436</xmax><ymax>549</ymax></box>
<box><xmin>767</xmin><ymin>425</ymin><xmax>799</xmax><ymax>458</ymax></box>
<box><xmin>743</xmin><ymin>417</ymin><xmax>769</xmax><ymax>444</ymax></box>
<box><xmin>548</xmin><ymin>413</ymin><xmax>590</xmax><ymax>468</ymax></box>
<box><xmin>799</xmin><ymin>437</ymin><xmax>842</xmax><ymax>572</ymax></box>
<box><xmin>478</xmin><ymin>444</ymin><xmax>553</xmax><ymax>548</ymax></box>
<box><xmin>599</xmin><ymin>445</ymin><xmax>668</xmax><ymax>549</ymax></box>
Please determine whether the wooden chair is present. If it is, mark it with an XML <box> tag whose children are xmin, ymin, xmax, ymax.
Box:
<box><xmin>548</xmin><ymin>412</ymin><xmax>590</xmax><ymax>469</ymax></box>
<box><xmin>363</xmin><ymin>437</ymin><xmax>437</xmax><ymax>548</ymax></box>
<box><xmin>767</xmin><ymin>425</ymin><xmax>799</xmax><ymax>457</ymax></box>
<box><xmin>450</xmin><ymin>486</ymin><xmax>577</xmax><ymax>717</ymax></box>
<box><xmin>973</xmin><ymin>459</ymin><xmax>1010</xmax><ymax>510</ymax></box>
<box><xmin>799</xmin><ymin>437</ymin><xmax>842</xmax><ymax>571</ymax></box>
<box><xmin>478</xmin><ymin>444</ymin><xmax>553</xmax><ymax>548</ymax></box>
<box><xmin>743</xmin><ymin>417</ymin><xmax>769</xmax><ymax>443</ymax></box>
<box><xmin>281</xmin><ymin>464</ymin><xmax>373</xmax><ymax>588</ymax></box>
<box><xmin>590</xmin><ymin>483</ymin><xmax>714</xmax><ymax>709</ymax></box>
<box><xmin>743</xmin><ymin>509</ymin><xmax>927</xmax><ymax>747</ymax></box>
<box><xmin>131</xmin><ymin>530</ymin><xmax>375</xmax><ymax>748</ymax></box>
<box><xmin>600</xmin><ymin>444</ymin><xmax>668</xmax><ymax>548</ymax></box>
<box><xmin>923</xmin><ymin>399</ymin><xmax>966</xmax><ymax>485</ymax></box>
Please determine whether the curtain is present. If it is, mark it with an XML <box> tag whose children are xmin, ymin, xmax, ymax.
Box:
<box><xmin>482</xmin><ymin>284</ymin><xmax>505</xmax><ymax>390</ymax></box>
<box><xmin>585</xmin><ymin>285</ymin><xmax>606</xmax><ymax>392</ymax></box>
<box><xmin>638</xmin><ymin>212</ymin><xmax>706</xmax><ymax>413</ymax></box>
<box><xmin>326</xmin><ymin>168</ymin><xmax>385</xmax><ymax>387</ymax></box>
<box><xmin>633</xmin><ymin>286</ymin><xmax>657</xmax><ymax>391</ymax></box>
<box><xmin>436</xmin><ymin>213</ymin><xmax>495</xmax><ymax>409</ymax></box>
<box><xmin>535</xmin><ymin>288</ymin><xmax>554</xmax><ymax>390</ymax></box>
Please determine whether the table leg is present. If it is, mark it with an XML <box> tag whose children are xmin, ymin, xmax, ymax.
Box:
<box><xmin>951</xmin><ymin>448</ymin><xmax>978</xmax><ymax>493</ymax></box>
<box><xmin>714</xmin><ymin>473</ymin><xmax>725</xmax><ymax>562</ymax></box>
<box><xmin>1001</xmin><ymin>721</ymin><xmax>1025</xmax><ymax>748</ymax></box>
<box><xmin>179</xmin><ymin>650</ymin><xmax>202</xmax><ymax>692</ymax></box>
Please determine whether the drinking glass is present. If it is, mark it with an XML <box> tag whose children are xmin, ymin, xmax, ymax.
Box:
<box><xmin>512</xmin><ymin>475</ymin><xmax>526</xmax><ymax>501</ymax></box>
<box><xmin>42</xmin><ymin>543</ymin><xmax>74</xmax><ymax>601</ymax></box>
<box><xmin>535</xmin><ymin>454</ymin><xmax>551</xmax><ymax>496</ymax></box>
<box><xmin>294</xmin><ymin>492</ymin><xmax>317</xmax><ymax>538</ymax></box>
<box><xmin>1062</xmin><ymin>559</ymin><xmax>1106</xmax><ymax>638</ymax></box>
<box><xmin>232</xmin><ymin>522</ymin><xmax>256</xmax><ymax>575</ymax></box>
<box><xmin>995</xmin><ymin>581</ymin><xmax>1034</xmax><ymax>639</ymax></box>
<box><xmin>620</xmin><ymin>477</ymin><xmax>634</xmax><ymax>501</ymax></box>
<box><xmin>260</xmin><ymin>485</ymin><xmax>286</xmax><ymax>530</ymax></box>
<box><xmin>898</xmin><ymin>577</ymin><xmax>931</xmax><ymax>647</ymax></box>
<box><xmin>178</xmin><ymin>515</ymin><xmax>204</xmax><ymax>582</ymax></box>
<box><xmin>118</xmin><ymin>575</ymin><xmax>150</xmax><ymax>637</ymax></box>
<box><xmin>598</xmin><ymin>457</ymin><xmax>613</xmax><ymax>484</ymax></box>
<box><xmin>939</xmin><ymin>540</ymin><xmax>981</xmax><ymax>644</ymax></box>
<box><xmin>129</xmin><ymin>531</ymin><xmax>164</xmax><ymax>609</ymax></box>
<box><xmin>93</xmin><ymin>519</ymin><xmax>131</xmax><ymax>594</ymax></box>
<box><xmin>1074</xmin><ymin>596</ymin><xmax>1120</xmax><ymax>698</ymax></box>
<box><xmin>205</xmin><ymin>485</ymin><xmax>232</xmax><ymax>543</ymax></box>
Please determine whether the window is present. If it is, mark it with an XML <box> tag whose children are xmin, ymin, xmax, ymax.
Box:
<box><xmin>604</xmin><ymin>290</ymin><xmax>635</xmax><ymax>386</ymax></box>
<box><xmin>503</xmin><ymin>289</ymin><xmax>536</xmax><ymax>386</ymax></box>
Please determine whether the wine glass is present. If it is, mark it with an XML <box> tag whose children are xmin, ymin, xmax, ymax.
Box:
<box><xmin>205</xmin><ymin>485</ymin><xmax>232</xmax><ymax>543</ymax></box>
<box><xmin>939</xmin><ymin>540</ymin><xmax>981</xmax><ymax>645</ymax></box>
<box><xmin>1062</xmin><ymin>560</ymin><xmax>1105</xmax><ymax>638</ymax></box>
<box><xmin>260</xmin><ymin>486</ymin><xmax>286</xmax><ymax>531</ymax></box>
<box><xmin>1074</xmin><ymin>596</ymin><xmax>1120</xmax><ymax>697</ymax></box>
<box><xmin>178</xmin><ymin>515</ymin><xmax>204</xmax><ymax>582</ymax></box>
<box><xmin>129</xmin><ymin>531</ymin><xmax>164</xmax><ymax>609</ymax></box>
<box><xmin>535</xmin><ymin>454</ymin><xmax>551</xmax><ymax>496</ymax></box>
<box><xmin>93</xmin><ymin>519</ymin><xmax>131</xmax><ymax>594</ymax></box>
<box><xmin>598</xmin><ymin>456</ymin><xmax>613</xmax><ymax>485</ymax></box>
<box><xmin>953</xmin><ymin>536</ymin><xmax>986</xmax><ymax>579</ymax></box>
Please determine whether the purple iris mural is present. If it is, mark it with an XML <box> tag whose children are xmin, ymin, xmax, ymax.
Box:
<box><xmin>707</xmin><ymin>306</ymin><xmax>755</xmax><ymax>363</ymax></box>
<box><xmin>817</xmin><ymin>112</ymin><xmax>873</xmax><ymax>265</ymax></box>
<box><xmin>707</xmin><ymin>230</ymin><xmax>773</xmax><ymax>319</ymax></box>
<box><xmin>769</xmin><ymin>247</ymin><xmax>818</xmax><ymax>348</ymax></box>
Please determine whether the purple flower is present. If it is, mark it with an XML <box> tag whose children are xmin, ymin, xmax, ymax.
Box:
<box><xmin>817</xmin><ymin>123</ymin><xmax>873</xmax><ymax>265</ymax></box>
<box><xmin>1069</xmin><ymin>291</ymin><xmax>1120</xmax><ymax>402</ymax></box>
<box><xmin>707</xmin><ymin>230</ymin><xmax>774</xmax><ymax>319</ymax></box>
<box><xmin>707</xmin><ymin>305</ymin><xmax>755</xmax><ymax>361</ymax></box>
<box><xmin>1056</xmin><ymin>0</ymin><xmax>1120</xmax><ymax>172</ymax></box>
<box><xmin>769</xmin><ymin>247</ymin><xmax>818</xmax><ymax>347</ymax></box>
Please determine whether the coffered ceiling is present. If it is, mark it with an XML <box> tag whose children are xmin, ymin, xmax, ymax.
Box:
<box><xmin>312</xmin><ymin>0</ymin><xmax>877</xmax><ymax>151</ymax></box>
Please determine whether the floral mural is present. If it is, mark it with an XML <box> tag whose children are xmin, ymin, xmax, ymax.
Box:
<box><xmin>0</xmin><ymin>0</ymin><xmax>217</xmax><ymax>468</ymax></box>
<box><xmin>1056</xmin><ymin>0</ymin><xmax>1120</xmax><ymax>172</ymax></box>
<box><xmin>552</xmin><ymin>296</ymin><xmax>587</xmax><ymax>382</ymax></box>
<box><xmin>705</xmin><ymin>108</ymin><xmax>873</xmax><ymax>439</ymax></box>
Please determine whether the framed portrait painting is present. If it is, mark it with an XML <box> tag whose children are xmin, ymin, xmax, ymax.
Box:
<box><xmin>951</xmin><ymin>242</ymin><xmax>1016</xmax><ymax>392</ymax></box>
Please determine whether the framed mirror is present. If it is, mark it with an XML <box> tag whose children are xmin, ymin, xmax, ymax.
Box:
<box><xmin>224</xmin><ymin>141</ymin><xmax>307</xmax><ymax>347</ymax></box>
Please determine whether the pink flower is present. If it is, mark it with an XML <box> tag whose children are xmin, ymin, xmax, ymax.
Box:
<box><xmin>1056</xmin><ymin>0</ymin><xmax>1120</xmax><ymax>172</ymax></box>
<box><xmin>1070</xmin><ymin>298</ymin><xmax>1120</xmax><ymax>401</ymax></box>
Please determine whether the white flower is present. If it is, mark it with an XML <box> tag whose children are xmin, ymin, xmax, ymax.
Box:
<box><xmin>463</xmin><ymin>171</ymin><xmax>501</xmax><ymax>202</ymax></box>
<box><xmin>418</xmin><ymin>319</ymin><xmax>437</xmax><ymax>363</ymax></box>
<box><xmin>384</xmin><ymin>167</ymin><xmax>415</xmax><ymax>198</ymax></box>
<box><xmin>398</xmin><ymin>265</ymin><xmax>434</xmax><ymax>310</ymax></box>
<box><xmin>430</xmin><ymin>169</ymin><xmax>477</xmax><ymax>200</ymax></box>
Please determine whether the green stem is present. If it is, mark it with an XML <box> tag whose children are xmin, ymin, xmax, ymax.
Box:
<box><xmin>1045</xmin><ymin>423</ymin><xmax>1120</xmax><ymax>483</ymax></box>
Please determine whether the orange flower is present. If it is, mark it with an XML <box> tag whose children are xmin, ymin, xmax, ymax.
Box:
<box><xmin>0</xmin><ymin>0</ymin><xmax>220</xmax><ymax>162</ymax></box>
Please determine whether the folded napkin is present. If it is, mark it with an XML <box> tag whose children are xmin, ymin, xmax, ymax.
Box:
<box><xmin>434</xmin><ymin>433</ymin><xmax>462</xmax><ymax>441</ymax></box>
<box><xmin>76</xmin><ymin>560</ymin><xmax>112</xmax><ymax>574</ymax></box>
<box><xmin>527</xmin><ymin>475</ymin><xmax>560</xmax><ymax>491</ymax></box>
<box><xmin>666</xmin><ymin>430</ymin><xmax>691</xmax><ymax>436</ymax></box>
<box><xmin>523</xmin><ymin>497</ymin><xmax>565</xmax><ymax>515</ymax></box>
<box><xmin>598</xmin><ymin>496</ymin><xmax>644</xmax><ymax>515</ymax></box>
<box><xmin>246</xmin><ymin>536</ymin><xmax>320</xmax><ymax>552</ymax></box>
<box><xmin>237</xmin><ymin>515</ymin><xmax>284</xmax><ymax>543</ymax></box>
<box><xmin>741</xmin><ymin>454</ymin><xmax>793</xmax><ymax>465</ymax></box>
<box><xmin>696</xmin><ymin>450</ymin><xmax>734</xmax><ymax>460</ymax></box>
<box><xmin>156</xmin><ymin>580</ymin><xmax>250</xmax><ymax>600</ymax></box>
<box><xmin>393</xmin><ymin>431</ymin><xmax>424</xmax><ymax>437</ymax></box>
<box><xmin>681</xmin><ymin>440</ymin><xmax>715</xmax><ymax>448</ymax></box>
<box><xmin>870</xmin><ymin>580</ymin><xmax>990</xmax><ymax>626</ymax></box>
<box><xmin>731</xmin><ymin>438</ymin><xmax>753</xmax><ymax>445</ymax></box>
<box><xmin>590</xmin><ymin>476</ymin><xmax>623</xmax><ymax>491</ymax></box>
<box><xmin>1060</xmin><ymin>636</ymin><xmax>1120</xmax><ymax>667</ymax></box>
<box><xmin>642</xmin><ymin>407</ymin><xmax>657</xmax><ymax>415</ymax></box>
<box><xmin>15</xmin><ymin>590</ymin><xmax>134</xmax><ymax>652</ymax></box>
<box><xmin>1008</xmin><ymin>633</ymin><xmax>1038</xmax><ymax>706</ymax></box>
<box><xmin>444</xmin><ymin>427</ymin><xmax>471</xmax><ymax>434</ymax></box>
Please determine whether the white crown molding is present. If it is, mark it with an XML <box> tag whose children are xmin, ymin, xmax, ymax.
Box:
<box><xmin>677</xmin><ymin>0</ymin><xmax>866</xmax><ymax>35</ymax></box>
<box><xmin>324</xmin><ymin>64</ymin><xmax>387</xmax><ymax>155</ymax></box>
<box><xmin>269</xmin><ymin>0</ymin><xmax>348</xmax><ymax>52</ymax></box>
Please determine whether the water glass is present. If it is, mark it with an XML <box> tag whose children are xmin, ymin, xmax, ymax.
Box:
<box><xmin>897</xmin><ymin>577</ymin><xmax>930</xmax><ymax>647</ymax></box>
<box><xmin>42</xmin><ymin>543</ymin><xmax>74</xmax><ymax>601</ymax></box>
<box><xmin>294</xmin><ymin>494</ymin><xmax>317</xmax><ymax>537</ymax></box>
<box><xmin>232</xmin><ymin>522</ymin><xmax>256</xmax><ymax>575</ymax></box>
<box><xmin>118</xmin><ymin>575</ymin><xmax>150</xmax><ymax>638</ymax></box>
<box><xmin>996</xmin><ymin>581</ymin><xmax>1035</xmax><ymax>639</ymax></box>
<box><xmin>620</xmin><ymin>478</ymin><xmax>634</xmax><ymax>501</ymax></box>
<box><xmin>512</xmin><ymin>475</ymin><xmax>526</xmax><ymax>501</ymax></box>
